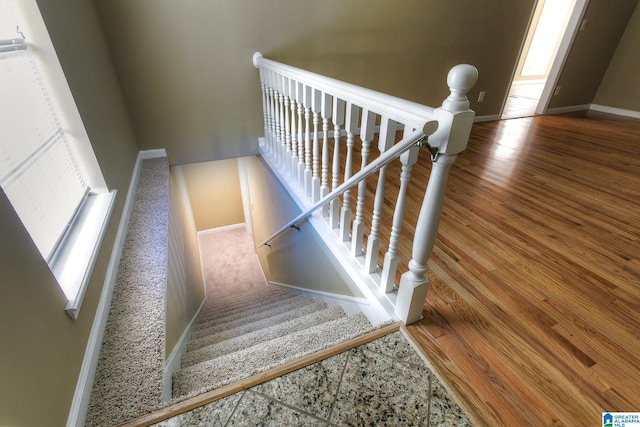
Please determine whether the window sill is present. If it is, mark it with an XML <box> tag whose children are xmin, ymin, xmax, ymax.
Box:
<box><xmin>50</xmin><ymin>190</ymin><xmax>117</xmax><ymax>320</ymax></box>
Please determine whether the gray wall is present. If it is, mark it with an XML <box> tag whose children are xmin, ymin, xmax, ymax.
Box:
<box><xmin>95</xmin><ymin>0</ymin><xmax>538</xmax><ymax>165</ymax></box>
<box><xmin>0</xmin><ymin>0</ymin><xmax>140</xmax><ymax>425</ymax></box>
<box><xmin>94</xmin><ymin>0</ymin><xmax>639</xmax><ymax>167</ymax></box>
<box><xmin>549</xmin><ymin>0</ymin><xmax>639</xmax><ymax>109</ymax></box>
<box><xmin>244</xmin><ymin>156</ymin><xmax>363</xmax><ymax>298</ymax></box>
<box><xmin>594</xmin><ymin>1</ymin><xmax>640</xmax><ymax>111</ymax></box>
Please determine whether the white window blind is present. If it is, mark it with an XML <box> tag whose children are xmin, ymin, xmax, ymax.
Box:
<box><xmin>0</xmin><ymin>0</ymin><xmax>89</xmax><ymax>261</ymax></box>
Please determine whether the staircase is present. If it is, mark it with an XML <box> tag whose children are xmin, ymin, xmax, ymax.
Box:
<box><xmin>171</xmin><ymin>286</ymin><xmax>378</xmax><ymax>400</ymax></box>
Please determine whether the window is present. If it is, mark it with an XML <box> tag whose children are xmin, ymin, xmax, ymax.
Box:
<box><xmin>0</xmin><ymin>0</ymin><xmax>115</xmax><ymax>319</ymax></box>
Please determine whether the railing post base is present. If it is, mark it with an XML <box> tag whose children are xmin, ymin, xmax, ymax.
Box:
<box><xmin>394</xmin><ymin>268</ymin><xmax>430</xmax><ymax>325</ymax></box>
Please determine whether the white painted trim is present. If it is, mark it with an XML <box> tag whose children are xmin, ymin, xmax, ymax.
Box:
<box><xmin>62</xmin><ymin>190</ymin><xmax>117</xmax><ymax>320</ymax></box>
<box><xmin>237</xmin><ymin>157</ymin><xmax>254</xmax><ymax>236</ymax></box>
<box><xmin>255</xmin><ymin>253</ymin><xmax>271</xmax><ymax>288</ymax></box>
<box><xmin>163</xmin><ymin>298</ymin><xmax>206</xmax><ymax>402</ymax></box>
<box><xmin>473</xmin><ymin>114</ymin><xmax>502</xmax><ymax>123</ymax></box>
<box><xmin>66</xmin><ymin>150</ymin><xmax>167</xmax><ymax>427</ymax></box>
<box><xmin>139</xmin><ymin>148</ymin><xmax>168</xmax><ymax>159</ymax></box>
<box><xmin>268</xmin><ymin>280</ymin><xmax>369</xmax><ymax>305</ymax></box>
<box><xmin>268</xmin><ymin>280</ymin><xmax>392</xmax><ymax>326</ymax></box>
<box><xmin>537</xmin><ymin>0</ymin><xmax>590</xmax><ymax>115</ymax></box>
<box><xmin>590</xmin><ymin>104</ymin><xmax>640</xmax><ymax>119</ymax></box>
<box><xmin>545</xmin><ymin>104</ymin><xmax>591</xmax><ymax>115</ymax></box>
<box><xmin>197</xmin><ymin>223</ymin><xmax>246</xmax><ymax>236</ymax></box>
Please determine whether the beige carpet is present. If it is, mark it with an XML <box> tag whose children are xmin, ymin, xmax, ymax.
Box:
<box><xmin>85</xmin><ymin>157</ymin><xmax>169</xmax><ymax>427</ymax></box>
<box><xmin>171</xmin><ymin>288</ymin><xmax>375</xmax><ymax>400</ymax></box>
<box><xmin>198</xmin><ymin>226</ymin><xmax>266</xmax><ymax>298</ymax></box>
<box><xmin>84</xmin><ymin>172</ymin><xmax>381</xmax><ymax>425</ymax></box>
<box><xmin>171</xmin><ymin>227</ymin><xmax>380</xmax><ymax>402</ymax></box>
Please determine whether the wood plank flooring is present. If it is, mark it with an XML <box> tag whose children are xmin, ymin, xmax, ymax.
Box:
<box><xmin>404</xmin><ymin>111</ymin><xmax>640</xmax><ymax>427</ymax></box>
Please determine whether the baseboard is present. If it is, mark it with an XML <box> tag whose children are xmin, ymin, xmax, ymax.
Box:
<box><xmin>268</xmin><ymin>280</ymin><xmax>369</xmax><ymax>305</ymax></box>
<box><xmin>473</xmin><ymin>104</ymin><xmax>640</xmax><ymax>123</ymax></box>
<box><xmin>163</xmin><ymin>298</ymin><xmax>207</xmax><ymax>402</ymax></box>
<box><xmin>589</xmin><ymin>104</ymin><xmax>640</xmax><ymax>119</ymax></box>
<box><xmin>544</xmin><ymin>104</ymin><xmax>591</xmax><ymax>115</ymax></box>
<box><xmin>197</xmin><ymin>223</ymin><xmax>246</xmax><ymax>236</ymax></box>
<box><xmin>139</xmin><ymin>148</ymin><xmax>168</xmax><ymax>159</ymax></box>
<box><xmin>473</xmin><ymin>114</ymin><xmax>501</xmax><ymax>123</ymax></box>
<box><xmin>267</xmin><ymin>280</ymin><xmax>397</xmax><ymax>326</ymax></box>
<box><xmin>66</xmin><ymin>150</ymin><xmax>167</xmax><ymax>427</ymax></box>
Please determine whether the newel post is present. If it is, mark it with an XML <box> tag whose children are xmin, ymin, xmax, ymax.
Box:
<box><xmin>394</xmin><ymin>64</ymin><xmax>478</xmax><ymax>325</ymax></box>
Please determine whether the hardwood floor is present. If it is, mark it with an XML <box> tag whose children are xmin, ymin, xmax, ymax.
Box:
<box><xmin>404</xmin><ymin>111</ymin><xmax>640</xmax><ymax>427</ymax></box>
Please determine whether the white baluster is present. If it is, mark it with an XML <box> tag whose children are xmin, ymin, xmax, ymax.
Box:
<box><xmin>270</xmin><ymin>73</ymin><xmax>282</xmax><ymax>165</ymax></box>
<box><xmin>311</xmin><ymin>89</ymin><xmax>322</xmax><ymax>202</ymax></box>
<box><xmin>289</xmin><ymin>79</ymin><xmax>298</xmax><ymax>181</ymax></box>
<box><xmin>296</xmin><ymin>82</ymin><xmax>305</xmax><ymax>189</ymax></box>
<box><xmin>268</xmin><ymin>83</ymin><xmax>277</xmax><ymax>159</ymax></box>
<box><xmin>380</xmin><ymin>142</ymin><xmax>419</xmax><ymax>293</ymax></box>
<box><xmin>395</xmin><ymin>63</ymin><xmax>478</xmax><ymax>325</ymax></box>
<box><xmin>282</xmin><ymin>76</ymin><xmax>292</xmax><ymax>175</ymax></box>
<box><xmin>339</xmin><ymin>102</ymin><xmax>360</xmax><ymax>242</ymax></box>
<box><xmin>351</xmin><ymin>109</ymin><xmax>376</xmax><ymax>256</ymax></box>
<box><xmin>263</xmin><ymin>70</ymin><xmax>274</xmax><ymax>155</ymax></box>
<box><xmin>364</xmin><ymin>117</ymin><xmax>397</xmax><ymax>273</ymax></box>
<box><xmin>278</xmin><ymin>78</ymin><xmax>286</xmax><ymax>167</ymax></box>
<box><xmin>329</xmin><ymin>98</ymin><xmax>345</xmax><ymax>229</ymax></box>
<box><xmin>320</xmin><ymin>92</ymin><xmax>332</xmax><ymax>217</ymax></box>
<box><xmin>303</xmin><ymin>85</ymin><xmax>313</xmax><ymax>198</ymax></box>
<box><xmin>258</xmin><ymin>69</ymin><xmax>269</xmax><ymax>152</ymax></box>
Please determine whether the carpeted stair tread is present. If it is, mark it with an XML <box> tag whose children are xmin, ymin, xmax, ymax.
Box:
<box><xmin>194</xmin><ymin>292</ymin><xmax>300</xmax><ymax>331</ymax></box>
<box><xmin>186</xmin><ymin>300</ymin><xmax>329</xmax><ymax>352</ymax></box>
<box><xmin>200</xmin><ymin>287</ymin><xmax>293</xmax><ymax>318</ymax></box>
<box><xmin>172</xmin><ymin>312</ymin><xmax>374</xmax><ymax>399</ymax></box>
<box><xmin>181</xmin><ymin>305</ymin><xmax>348</xmax><ymax>368</ymax></box>
<box><xmin>207</xmin><ymin>285</ymin><xmax>282</xmax><ymax>305</ymax></box>
<box><xmin>197</xmin><ymin>292</ymin><xmax>299</xmax><ymax>326</ymax></box>
<box><xmin>199</xmin><ymin>288</ymin><xmax>294</xmax><ymax>318</ymax></box>
<box><xmin>192</xmin><ymin>295</ymin><xmax>313</xmax><ymax>339</ymax></box>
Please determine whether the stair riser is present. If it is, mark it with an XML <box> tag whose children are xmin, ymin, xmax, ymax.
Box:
<box><xmin>199</xmin><ymin>288</ymin><xmax>293</xmax><ymax>318</ymax></box>
<box><xmin>181</xmin><ymin>306</ymin><xmax>347</xmax><ymax>368</ymax></box>
<box><xmin>186</xmin><ymin>301</ymin><xmax>328</xmax><ymax>352</ymax></box>
<box><xmin>197</xmin><ymin>292</ymin><xmax>299</xmax><ymax>325</ymax></box>
<box><xmin>173</xmin><ymin>313</ymin><xmax>374</xmax><ymax>398</ymax></box>
<box><xmin>191</xmin><ymin>296</ymin><xmax>312</xmax><ymax>339</ymax></box>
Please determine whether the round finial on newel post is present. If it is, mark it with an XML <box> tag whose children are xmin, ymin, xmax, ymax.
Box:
<box><xmin>442</xmin><ymin>64</ymin><xmax>478</xmax><ymax>113</ymax></box>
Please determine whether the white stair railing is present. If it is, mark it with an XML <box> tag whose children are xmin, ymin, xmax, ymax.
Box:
<box><xmin>254</xmin><ymin>52</ymin><xmax>477</xmax><ymax>324</ymax></box>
